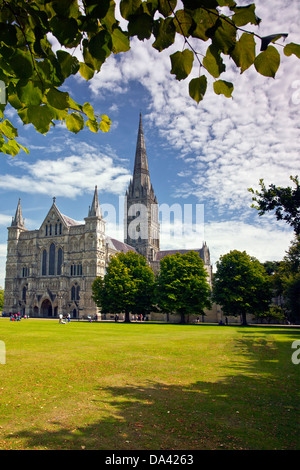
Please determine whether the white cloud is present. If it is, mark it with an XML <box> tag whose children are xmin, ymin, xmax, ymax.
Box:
<box><xmin>0</xmin><ymin>152</ymin><xmax>131</xmax><ymax>198</ymax></box>
<box><xmin>87</xmin><ymin>0</ymin><xmax>300</xmax><ymax>219</ymax></box>
<box><xmin>0</xmin><ymin>215</ymin><xmax>12</xmax><ymax>226</ymax></box>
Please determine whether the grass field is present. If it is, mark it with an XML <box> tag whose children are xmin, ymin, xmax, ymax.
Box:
<box><xmin>0</xmin><ymin>318</ymin><xmax>299</xmax><ymax>450</ymax></box>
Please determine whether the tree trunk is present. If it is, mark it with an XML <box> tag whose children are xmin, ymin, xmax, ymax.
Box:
<box><xmin>124</xmin><ymin>310</ymin><xmax>131</xmax><ymax>323</ymax></box>
<box><xmin>241</xmin><ymin>312</ymin><xmax>248</xmax><ymax>326</ymax></box>
<box><xmin>180</xmin><ymin>312</ymin><xmax>186</xmax><ymax>324</ymax></box>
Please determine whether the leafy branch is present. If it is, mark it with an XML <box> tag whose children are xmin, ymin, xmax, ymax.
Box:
<box><xmin>0</xmin><ymin>0</ymin><xmax>299</xmax><ymax>156</ymax></box>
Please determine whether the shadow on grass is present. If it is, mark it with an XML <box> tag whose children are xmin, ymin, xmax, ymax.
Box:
<box><xmin>6</xmin><ymin>330</ymin><xmax>300</xmax><ymax>451</ymax></box>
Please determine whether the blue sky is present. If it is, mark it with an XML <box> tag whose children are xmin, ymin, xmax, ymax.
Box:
<box><xmin>0</xmin><ymin>0</ymin><xmax>300</xmax><ymax>287</ymax></box>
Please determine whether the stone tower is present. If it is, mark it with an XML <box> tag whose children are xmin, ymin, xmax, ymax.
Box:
<box><xmin>124</xmin><ymin>114</ymin><xmax>160</xmax><ymax>261</ymax></box>
<box><xmin>3</xmin><ymin>198</ymin><xmax>27</xmax><ymax>313</ymax></box>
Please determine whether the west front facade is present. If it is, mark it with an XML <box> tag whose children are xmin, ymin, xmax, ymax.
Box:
<box><xmin>3</xmin><ymin>115</ymin><xmax>215</xmax><ymax>320</ymax></box>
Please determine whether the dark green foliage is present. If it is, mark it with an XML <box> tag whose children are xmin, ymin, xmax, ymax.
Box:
<box><xmin>213</xmin><ymin>250</ymin><xmax>272</xmax><ymax>325</ymax></box>
<box><xmin>155</xmin><ymin>251</ymin><xmax>212</xmax><ymax>323</ymax></box>
<box><xmin>249</xmin><ymin>176</ymin><xmax>300</xmax><ymax>235</ymax></box>
<box><xmin>92</xmin><ymin>251</ymin><xmax>155</xmax><ymax>322</ymax></box>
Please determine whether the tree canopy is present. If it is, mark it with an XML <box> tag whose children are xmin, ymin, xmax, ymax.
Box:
<box><xmin>155</xmin><ymin>251</ymin><xmax>212</xmax><ymax>323</ymax></box>
<box><xmin>212</xmin><ymin>250</ymin><xmax>272</xmax><ymax>325</ymax></box>
<box><xmin>91</xmin><ymin>251</ymin><xmax>155</xmax><ymax>322</ymax></box>
<box><xmin>0</xmin><ymin>0</ymin><xmax>299</xmax><ymax>156</ymax></box>
<box><xmin>249</xmin><ymin>176</ymin><xmax>300</xmax><ymax>235</ymax></box>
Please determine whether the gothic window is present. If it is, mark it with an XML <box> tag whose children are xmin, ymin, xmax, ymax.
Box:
<box><xmin>22</xmin><ymin>266</ymin><xmax>28</xmax><ymax>277</ymax></box>
<box><xmin>59</xmin><ymin>223</ymin><xmax>62</xmax><ymax>235</ymax></box>
<box><xmin>71</xmin><ymin>285</ymin><xmax>80</xmax><ymax>301</ymax></box>
<box><xmin>49</xmin><ymin>243</ymin><xmax>55</xmax><ymax>275</ymax></box>
<box><xmin>45</xmin><ymin>225</ymin><xmax>48</xmax><ymax>236</ymax></box>
<box><xmin>71</xmin><ymin>285</ymin><xmax>76</xmax><ymax>301</ymax></box>
<box><xmin>71</xmin><ymin>263</ymin><xmax>82</xmax><ymax>276</ymax></box>
<box><xmin>49</xmin><ymin>224</ymin><xmax>52</xmax><ymax>236</ymax></box>
<box><xmin>22</xmin><ymin>286</ymin><xmax>26</xmax><ymax>301</ymax></box>
<box><xmin>57</xmin><ymin>248</ymin><xmax>63</xmax><ymax>275</ymax></box>
<box><xmin>42</xmin><ymin>250</ymin><xmax>47</xmax><ymax>276</ymax></box>
<box><xmin>55</xmin><ymin>223</ymin><xmax>57</xmax><ymax>235</ymax></box>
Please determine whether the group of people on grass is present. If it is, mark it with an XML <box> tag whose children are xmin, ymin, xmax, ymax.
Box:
<box><xmin>58</xmin><ymin>313</ymin><xmax>71</xmax><ymax>324</ymax></box>
<box><xmin>9</xmin><ymin>312</ymin><xmax>28</xmax><ymax>321</ymax></box>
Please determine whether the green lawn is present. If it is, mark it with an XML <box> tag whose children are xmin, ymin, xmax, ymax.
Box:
<box><xmin>0</xmin><ymin>318</ymin><xmax>299</xmax><ymax>450</ymax></box>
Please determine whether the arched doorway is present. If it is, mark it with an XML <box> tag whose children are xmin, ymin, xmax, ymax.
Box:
<box><xmin>41</xmin><ymin>299</ymin><xmax>52</xmax><ymax>317</ymax></box>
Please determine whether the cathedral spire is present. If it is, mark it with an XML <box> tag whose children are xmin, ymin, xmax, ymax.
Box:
<box><xmin>88</xmin><ymin>185</ymin><xmax>101</xmax><ymax>217</ymax></box>
<box><xmin>133</xmin><ymin>113</ymin><xmax>150</xmax><ymax>189</ymax></box>
<box><xmin>11</xmin><ymin>198</ymin><xmax>25</xmax><ymax>228</ymax></box>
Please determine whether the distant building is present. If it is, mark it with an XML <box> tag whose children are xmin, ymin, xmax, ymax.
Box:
<box><xmin>3</xmin><ymin>115</ymin><xmax>214</xmax><ymax>320</ymax></box>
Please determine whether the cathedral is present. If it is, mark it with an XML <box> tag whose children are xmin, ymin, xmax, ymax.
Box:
<box><xmin>3</xmin><ymin>115</ymin><xmax>213</xmax><ymax>320</ymax></box>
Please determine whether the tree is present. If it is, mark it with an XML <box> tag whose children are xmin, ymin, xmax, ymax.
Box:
<box><xmin>279</xmin><ymin>236</ymin><xmax>300</xmax><ymax>323</ymax></box>
<box><xmin>212</xmin><ymin>250</ymin><xmax>272</xmax><ymax>325</ymax></box>
<box><xmin>248</xmin><ymin>176</ymin><xmax>300</xmax><ymax>235</ymax></box>
<box><xmin>92</xmin><ymin>251</ymin><xmax>155</xmax><ymax>322</ymax></box>
<box><xmin>0</xmin><ymin>0</ymin><xmax>299</xmax><ymax>156</ymax></box>
<box><xmin>262</xmin><ymin>237</ymin><xmax>300</xmax><ymax>324</ymax></box>
<box><xmin>155</xmin><ymin>251</ymin><xmax>211</xmax><ymax>324</ymax></box>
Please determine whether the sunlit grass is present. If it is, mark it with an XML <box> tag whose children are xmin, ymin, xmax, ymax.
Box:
<box><xmin>0</xmin><ymin>318</ymin><xmax>299</xmax><ymax>450</ymax></box>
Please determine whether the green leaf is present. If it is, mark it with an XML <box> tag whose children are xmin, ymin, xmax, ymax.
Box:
<box><xmin>120</xmin><ymin>0</ymin><xmax>142</xmax><ymax>20</ymax></box>
<box><xmin>47</xmin><ymin>88</ymin><xmax>70</xmax><ymax>110</ymax></box>
<box><xmin>27</xmin><ymin>104</ymin><xmax>55</xmax><ymax>134</ymax></box>
<box><xmin>170</xmin><ymin>49</ymin><xmax>194</xmax><ymax>80</ymax></box>
<box><xmin>111</xmin><ymin>28</ymin><xmax>130</xmax><ymax>53</ymax></box>
<box><xmin>52</xmin><ymin>0</ymin><xmax>80</xmax><ymax>17</ymax></box>
<box><xmin>231</xmin><ymin>32</ymin><xmax>255</xmax><ymax>73</ymax></box>
<box><xmin>10</xmin><ymin>50</ymin><xmax>33</xmax><ymax>80</ymax></box>
<box><xmin>88</xmin><ymin>30</ymin><xmax>112</xmax><ymax>63</ymax></box>
<box><xmin>254</xmin><ymin>45</ymin><xmax>280</xmax><ymax>78</ymax></box>
<box><xmin>83</xmin><ymin>102</ymin><xmax>95</xmax><ymax>120</ymax></box>
<box><xmin>203</xmin><ymin>45</ymin><xmax>225</xmax><ymax>78</ymax></box>
<box><xmin>128</xmin><ymin>13</ymin><xmax>153</xmax><ymax>40</ymax></box>
<box><xmin>213</xmin><ymin>79</ymin><xmax>233</xmax><ymax>97</ymax></box>
<box><xmin>17</xmin><ymin>142</ymin><xmax>29</xmax><ymax>155</ymax></box>
<box><xmin>284</xmin><ymin>43</ymin><xmax>300</xmax><ymax>59</ymax></box>
<box><xmin>16</xmin><ymin>81</ymin><xmax>44</xmax><ymax>107</ymax></box>
<box><xmin>158</xmin><ymin>0</ymin><xmax>177</xmax><ymax>17</ymax></box>
<box><xmin>153</xmin><ymin>18</ymin><xmax>176</xmax><ymax>52</ymax></box>
<box><xmin>173</xmin><ymin>10</ymin><xmax>193</xmax><ymax>37</ymax></box>
<box><xmin>0</xmin><ymin>119</ymin><xmax>18</xmax><ymax>139</ymax></box>
<box><xmin>0</xmin><ymin>23</ymin><xmax>17</xmax><ymax>46</ymax></box>
<box><xmin>65</xmin><ymin>112</ymin><xmax>84</xmax><ymax>133</ymax></box>
<box><xmin>85</xmin><ymin>118</ymin><xmax>99</xmax><ymax>133</ymax></box>
<box><xmin>84</xmin><ymin>0</ymin><xmax>110</xmax><ymax>18</ymax></box>
<box><xmin>189</xmin><ymin>76</ymin><xmax>207</xmax><ymax>103</ymax></box>
<box><xmin>99</xmin><ymin>115</ymin><xmax>111</xmax><ymax>132</ymax></box>
<box><xmin>49</xmin><ymin>16</ymin><xmax>80</xmax><ymax>47</ymax></box>
<box><xmin>190</xmin><ymin>8</ymin><xmax>218</xmax><ymax>41</ymax></box>
<box><xmin>56</xmin><ymin>50</ymin><xmax>80</xmax><ymax>78</ymax></box>
<box><xmin>79</xmin><ymin>62</ymin><xmax>95</xmax><ymax>80</ymax></box>
<box><xmin>1</xmin><ymin>138</ymin><xmax>22</xmax><ymax>156</ymax></box>
<box><xmin>212</xmin><ymin>16</ymin><xmax>236</xmax><ymax>54</ymax></box>
<box><xmin>232</xmin><ymin>4</ymin><xmax>261</xmax><ymax>27</ymax></box>
<box><xmin>68</xmin><ymin>96</ymin><xmax>83</xmax><ymax>112</ymax></box>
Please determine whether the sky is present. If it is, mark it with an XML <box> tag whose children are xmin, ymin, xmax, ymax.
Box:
<box><xmin>0</xmin><ymin>0</ymin><xmax>300</xmax><ymax>287</ymax></box>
